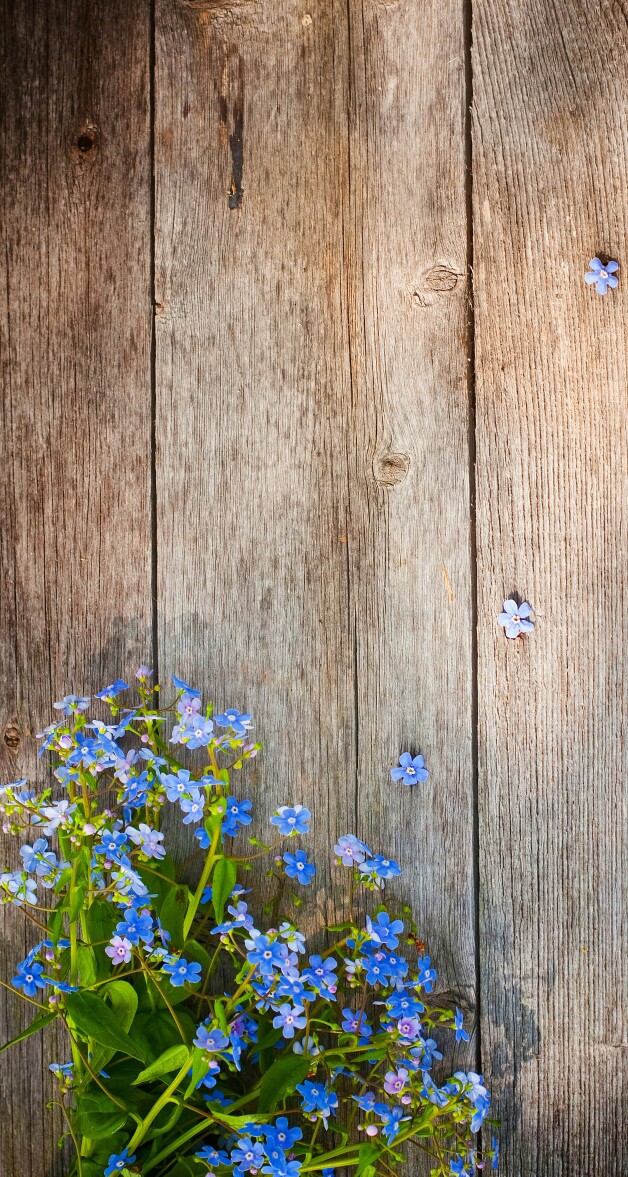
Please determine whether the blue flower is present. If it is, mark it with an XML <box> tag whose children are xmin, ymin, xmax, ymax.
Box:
<box><xmin>270</xmin><ymin>805</ymin><xmax>311</xmax><ymax>836</ymax></box>
<box><xmin>359</xmin><ymin>854</ymin><xmax>401</xmax><ymax>883</ymax></box>
<box><xmin>375</xmin><ymin>1104</ymin><xmax>410</xmax><ymax>1143</ymax></box>
<box><xmin>416</xmin><ymin>955</ymin><xmax>437</xmax><ymax>992</ymax></box>
<box><xmin>449</xmin><ymin>1158</ymin><xmax>474</xmax><ymax>1176</ymax></box>
<box><xmin>194</xmin><ymin>1024</ymin><xmax>230</xmax><ymax>1052</ymax></box>
<box><xmin>12</xmin><ymin>961</ymin><xmax>47</xmax><ymax>997</ymax></box>
<box><xmin>302</xmin><ymin>954</ymin><xmax>337</xmax><ymax>997</ymax></box>
<box><xmin>585</xmin><ymin>256</ymin><xmax>619</xmax><ymax>294</ymax></box>
<box><xmin>214</xmin><ymin>708</ymin><xmax>253</xmax><ymax>737</ymax></box>
<box><xmin>498</xmin><ymin>599</ymin><xmax>534</xmax><ymax>638</ymax></box>
<box><xmin>386</xmin><ymin>990</ymin><xmax>424</xmax><ymax>1019</ymax></box>
<box><xmin>334</xmin><ymin>834</ymin><xmax>371</xmax><ymax>865</ymax></box>
<box><xmin>454</xmin><ymin>1007</ymin><xmax>470</xmax><ymax>1043</ymax></box>
<box><xmin>491</xmin><ymin>1136</ymin><xmax>500</xmax><ymax>1169</ymax></box>
<box><xmin>104</xmin><ymin>1150</ymin><xmax>136</xmax><ymax>1176</ymax></box>
<box><xmin>53</xmin><ymin>694</ymin><xmax>90</xmax><ymax>714</ymax></box>
<box><xmin>180</xmin><ymin>794</ymin><xmax>205</xmax><ymax>824</ymax></box>
<box><xmin>176</xmin><ymin>717</ymin><xmax>215</xmax><ymax>749</ymax></box>
<box><xmin>296</xmin><ymin>1080</ymin><xmax>338</xmax><ymax>1126</ymax></box>
<box><xmin>161</xmin><ymin>769</ymin><xmax>198</xmax><ymax>803</ymax></box>
<box><xmin>223</xmin><ymin>797</ymin><xmax>253</xmax><ymax>837</ymax></box>
<box><xmin>95</xmin><ymin>680</ymin><xmax>129</xmax><ymax>702</ymax></box>
<box><xmin>272</xmin><ymin>1003</ymin><xmax>307</xmax><ymax>1039</ymax></box>
<box><xmin>196</xmin><ymin>1146</ymin><xmax>230</xmax><ymax>1165</ymax></box>
<box><xmin>115</xmin><ymin>907</ymin><xmax>154</xmax><ymax>946</ymax></box>
<box><xmin>365</xmin><ymin>911</ymin><xmax>404</xmax><ymax>949</ymax></box>
<box><xmin>162</xmin><ymin>957</ymin><xmax>202</xmax><ymax>987</ymax></box>
<box><xmin>263</xmin><ymin>1117</ymin><xmax>302</xmax><ymax>1150</ymax></box>
<box><xmin>231</xmin><ymin>1139</ymin><xmax>266</xmax><ymax>1174</ymax></box>
<box><xmin>341</xmin><ymin>1008</ymin><xmax>373</xmax><ymax>1040</ymax></box>
<box><xmin>171</xmin><ymin>675</ymin><xmax>201</xmax><ymax>697</ymax></box>
<box><xmin>390</xmin><ymin>752</ymin><xmax>429</xmax><ymax>785</ymax></box>
<box><xmin>283</xmin><ymin>850</ymin><xmax>315</xmax><ymax>886</ymax></box>
<box><xmin>245</xmin><ymin>934</ymin><xmax>287</xmax><ymax>975</ymax></box>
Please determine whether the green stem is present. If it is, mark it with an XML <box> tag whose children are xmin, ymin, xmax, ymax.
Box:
<box><xmin>183</xmin><ymin>821</ymin><xmax>222</xmax><ymax>941</ymax></box>
<box><xmin>127</xmin><ymin>1060</ymin><xmax>190</xmax><ymax>1151</ymax></box>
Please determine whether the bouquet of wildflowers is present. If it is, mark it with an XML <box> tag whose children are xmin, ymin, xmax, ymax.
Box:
<box><xmin>0</xmin><ymin>669</ymin><xmax>497</xmax><ymax>1177</ymax></box>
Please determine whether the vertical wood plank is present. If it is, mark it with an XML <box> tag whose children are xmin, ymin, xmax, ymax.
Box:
<box><xmin>155</xmin><ymin>0</ymin><xmax>475</xmax><ymax>1105</ymax></box>
<box><xmin>0</xmin><ymin>2</ymin><xmax>152</xmax><ymax>1172</ymax></box>
<box><xmin>473</xmin><ymin>0</ymin><xmax>628</xmax><ymax>1171</ymax></box>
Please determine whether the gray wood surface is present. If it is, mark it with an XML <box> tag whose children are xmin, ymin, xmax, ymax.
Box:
<box><xmin>1</xmin><ymin>0</ymin><xmax>626</xmax><ymax>1174</ymax></box>
<box><xmin>0</xmin><ymin>2</ymin><xmax>152</xmax><ymax>1172</ymax></box>
<box><xmin>154</xmin><ymin>0</ymin><xmax>476</xmax><ymax>1083</ymax></box>
<box><xmin>473</xmin><ymin>0</ymin><xmax>628</xmax><ymax>1172</ymax></box>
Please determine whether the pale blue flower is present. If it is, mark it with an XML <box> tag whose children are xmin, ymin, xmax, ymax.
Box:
<box><xmin>498</xmin><ymin>599</ymin><xmax>534</xmax><ymax>638</ymax></box>
<box><xmin>584</xmin><ymin>257</ymin><xmax>618</xmax><ymax>294</ymax></box>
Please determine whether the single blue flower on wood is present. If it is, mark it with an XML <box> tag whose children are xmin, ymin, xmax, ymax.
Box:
<box><xmin>498</xmin><ymin>599</ymin><xmax>534</xmax><ymax>638</ymax></box>
<box><xmin>391</xmin><ymin>752</ymin><xmax>429</xmax><ymax>785</ymax></box>
<box><xmin>283</xmin><ymin>849</ymin><xmax>316</xmax><ymax>885</ymax></box>
<box><xmin>585</xmin><ymin>257</ymin><xmax>618</xmax><ymax>294</ymax></box>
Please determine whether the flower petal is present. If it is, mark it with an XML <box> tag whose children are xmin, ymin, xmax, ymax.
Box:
<box><xmin>498</xmin><ymin>613</ymin><xmax>511</xmax><ymax>626</ymax></box>
<box><xmin>503</xmin><ymin>599</ymin><xmax>518</xmax><ymax>615</ymax></box>
<box><xmin>584</xmin><ymin>272</ymin><xmax>598</xmax><ymax>284</ymax></box>
<box><xmin>606</xmin><ymin>260</ymin><xmax>619</xmax><ymax>273</ymax></box>
<box><xmin>607</xmin><ymin>274</ymin><xmax>619</xmax><ymax>288</ymax></box>
<box><xmin>505</xmin><ymin>623</ymin><xmax>520</xmax><ymax>639</ymax></box>
<box><xmin>518</xmin><ymin>602</ymin><xmax>532</xmax><ymax>618</ymax></box>
<box><xmin>596</xmin><ymin>280</ymin><xmax>608</xmax><ymax>294</ymax></box>
<box><xmin>589</xmin><ymin>257</ymin><xmax>603</xmax><ymax>271</ymax></box>
<box><xmin>520</xmin><ymin>619</ymin><xmax>535</xmax><ymax>632</ymax></box>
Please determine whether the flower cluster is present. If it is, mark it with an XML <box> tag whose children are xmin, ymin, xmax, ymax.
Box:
<box><xmin>0</xmin><ymin>673</ymin><xmax>497</xmax><ymax>1177</ymax></box>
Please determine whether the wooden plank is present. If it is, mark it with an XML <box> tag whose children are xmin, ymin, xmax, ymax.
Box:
<box><xmin>0</xmin><ymin>3</ymin><xmax>152</xmax><ymax>1173</ymax></box>
<box><xmin>473</xmin><ymin>0</ymin><xmax>628</xmax><ymax>1171</ymax></box>
<box><xmin>155</xmin><ymin>0</ymin><xmax>475</xmax><ymax>1103</ymax></box>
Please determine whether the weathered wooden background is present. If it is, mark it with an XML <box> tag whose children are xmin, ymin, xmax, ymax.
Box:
<box><xmin>0</xmin><ymin>0</ymin><xmax>626</xmax><ymax>1174</ymax></box>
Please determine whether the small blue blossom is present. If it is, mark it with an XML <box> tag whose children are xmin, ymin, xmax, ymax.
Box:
<box><xmin>584</xmin><ymin>256</ymin><xmax>618</xmax><ymax>294</ymax></box>
<box><xmin>223</xmin><ymin>797</ymin><xmax>253</xmax><ymax>837</ymax></box>
<box><xmin>491</xmin><ymin>1136</ymin><xmax>500</xmax><ymax>1169</ymax></box>
<box><xmin>115</xmin><ymin>907</ymin><xmax>154</xmax><ymax>946</ymax></box>
<box><xmin>105</xmin><ymin>1150</ymin><xmax>136</xmax><ymax>1177</ymax></box>
<box><xmin>498</xmin><ymin>599</ymin><xmax>534</xmax><ymax>638</ymax></box>
<box><xmin>270</xmin><ymin>805</ymin><xmax>311</xmax><ymax>836</ymax></box>
<box><xmin>12</xmin><ymin>961</ymin><xmax>47</xmax><ymax>997</ymax></box>
<box><xmin>359</xmin><ymin>854</ymin><xmax>401</xmax><ymax>884</ymax></box>
<box><xmin>135</xmin><ymin>664</ymin><xmax>153</xmax><ymax>680</ymax></box>
<box><xmin>302</xmin><ymin>954</ymin><xmax>337</xmax><ymax>997</ymax></box>
<box><xmin>196</xmin><ymin>1147</ymin><xmax>230</xmax><ymax>1166</ymax></box>
<box><xmin>334</xmin><ymin>833</ymin><xmax>371</xmax><ymax>866</ymax></box>
<box><xmin>390</xmin><ymin>752</ymin><xmax>429</xmax><ymax>785</ymax></box>
<box><xmin>365</xmin><ymin>911</ymin><xmax>404</xmax><ymax>949</ymax></box>
<box><xmin>263</xmin><ymin>1117</ymin><xmax>303</xmax><ymax>1150</ymax></box>
<box><xmin>454</xmin><ymin>1007</ymin><xmax>470</xmax><ymax>1043</ymax></box>
<box><xmin>162</xmin><ymin>957</ymin><xmax>202</xmax><ymax>987</ymax></box>
<box><xmin>194</xmin><ymin>1024</ymin><xmax>230</xmax><ymax>1052</ymax></box>
<box><xmin>180</xmin><ymin>794</ymin><xmax>205</xmax><ymax>824</ymax></box>
<box><xmin>296</xmin><ymin>1080</ymin><xmax>338</xmax><ymax>1126</ymax></box>
<box><xmin>171</xmin><ymin>675</ymin><xmax>201</xmax><ymax>697</ymax></box>
<box><xmin>375</xmin><ymin>1104</ymin><xmax>411</xmax><ymax>1143</ymax></box>
<box><xmin>341</xmin><ymin>1008</ymin><xmax>373</xmax><ymax>1040</ymax></box>
<box><xmin>272</xmin><ymin>1003</ymin><xmax>307</xmax><ymax>1039</ymax></box>
<box><xmin>95</xmin><ymin>680</ymin><xmax>129</xmax><ymax>702</ymax></box>
<box><xmin>416</xmin><ymin>955</ymin><xmax>437</xmax><ymax>992</ymax></box>
<box><xmin>283</xmin><ymin>850</ymin><xmax>316</xmax><ymax>886</ymax></box>
<box><xmin>449</xmin><ymin>1158</ymin><xmax>474</xmax><ymax>1176</ymax></box>
<box><xmin>231</xmin><ymin>1139</ymin><xmax>266</xmax><ymax>1174</ymax></box>
<box><xmin>53</xmin><ymin>694</ymin><xmax>90</xmax><ymax>714</ymax></box>
<box><xmin>214</xmin><ymin>708</ymin><xmax>253</xmax><ymax>736</ymax></box>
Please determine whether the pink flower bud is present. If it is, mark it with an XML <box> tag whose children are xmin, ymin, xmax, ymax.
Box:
<box><xmin>365</xmin><ymin>1125</ymin><xmax>379</xmax><ymax>1137</ymax></box>
<box><xmin>83</xmin><ymin>823</ymin><xmax>96</xmax><ymax>835</ymax></box>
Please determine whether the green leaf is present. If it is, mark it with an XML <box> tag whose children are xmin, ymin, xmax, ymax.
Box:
<box><xmin>65</xmin><ymin>991</ymin><xmax>147</xmax><ymax>1062</ymax></box>
<box><xmin>258</xmin><ymin>1053</ymin><xmax>311</xmax><ymax>1112</ymax></box>
<box><xmin>73</xmin><ymin>1108</ymin><xmax>128</xmax><ymax>1139</ymax></box>
<box><xmin>0</xmin><ymin>1011</ymin><xmax>57</xmax><ymax>1055</ymax></box>
<box><xmin>213</xmin><ymin>998</ymin><xmax>229</xmax><ymax>1036</ymax></box>
<box><xmin>134</xmin><ymin>1044</ymin><xmax>191</xmax><ymax>1085</ymax></box>
<box><xmin>89</xmin><ymin>980</ymin><xmax>140</xmax><ymax>1073</ymax></box>
<box><xmin>82</xmin><ymin>898</ymin><xmax>119</xmax><ymax>980</ymax></box>
<box><xmin>159</xmin><ymin>885</ymin><xmax>191</xmax><ymax>950</ymax></box>
<box><xmin>76</xmin><ymin>944</ymin><xmax>98</xmax><ymax>988</ymax></box>
<box><xmin>183</xmin><ymin>938</ymin><xmax>212</xmax><ymax>974</ymax></box>
<box><xmin>356</xmin><ymin>1145</ymin><xmax>381</xmax><ymax>1177</ymax></box>
<box><xmin>212</xmin><ymin>857</ymin><xmax>237</xmax><ymax>924</ymax></box>
<box><xmin>184</xmin><ymin>1046</ymin><xmax>211</xmax><ymax>1098</ymax></box>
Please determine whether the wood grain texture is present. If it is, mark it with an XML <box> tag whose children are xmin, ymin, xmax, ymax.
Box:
<box><xmin>155</xmin><ymin>0</ymin><xmax>475</xmax><ymax>1092</ymax></box>
<box><xmin>0</xmin><ymin>2</ymin><xmax>152</xmax><ymax>1171</ymax></box>
<box><xmin>473</xmin><ymin>0</ymin><xmax>628</xmax><ymax>1172</ymax></box>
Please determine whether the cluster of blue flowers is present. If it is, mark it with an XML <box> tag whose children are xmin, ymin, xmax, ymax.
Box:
<box><xmin>0</xmin><ymin>672</ymin><xmax>497</xmax><ymax>1177</ymax></box>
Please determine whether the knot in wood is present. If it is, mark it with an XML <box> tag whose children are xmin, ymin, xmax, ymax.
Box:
<box><xmin>412</xmin><ymin>264</ymin><xmax>460</xmax><ymax>307</ymax></box>
<box><xmin>4</xmin><ymin>724</ymin><xmax>21</xmax><ymax>750</ymax></box>
<box><xmin>373</xmin><ymin>451</ymin><xmax>410</xmax><ymax>488</ymax></box>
